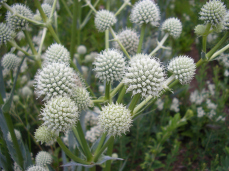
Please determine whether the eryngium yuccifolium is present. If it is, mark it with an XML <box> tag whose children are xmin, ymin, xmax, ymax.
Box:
<box><xmin>98</xmin><ymin>103</ymin><xmax>132</xmax><ymax>136</ymax></box>
<box><xmin>35</xmin><ymin>151</ymin><xmax>52</xmax><ymax>166</ymax></box>
<box><xmin>125</xmin><ymin>54</ymin><xmax>165</xmax><ymax>98</ymax></box>
<box><xmin>85</xmin><ymin>111</ymin><xmax>99</xmax><ymax>127</ymax></box>
<box><xmin>224</xmin><ymin>11</ymin><xmax>229</xmax><ymax>30</ymax></box>
<box><xmin>26</xmin><ymin>166</ymin><xmax>46</xmax><ymax>171</ymax></box>
<box><xmin>44</xmin><ymin>43</ymin><xmax>70</xmax><ymax>64</ymax></box>
<box><xmin>41</xmin><ymin>96</ymin><xmax>79</xmax><ymax>132</ymax></box>
<box><xmin>77</xmin><ymin>45</ymin><xmax>87</xmax><ymax>55</ymax></box>
<box><xmin>93</xmin><ymin>49</ymin><xmax>125</xmax><ymax>83</ymax></box>
<box><xmin>0</xmin><ymin>23</ymin><xmax>15</xmax><ymax>47</ymax></box>
<box><xmin>194</xmin><ymin>24</ymin><xmax>207</xmax><ymax>36</ymax></box>
<box><xmin>199</xmin><ymin>0</ymin><xmax>226</xmax><ymax>26</ymax></box>
<box><xmin>21</xmin><ymin>86</ymin><xmax>33</xmax><ymax>97</ymax></box>
<box><xmin>34</xmin><ymin>125</ymin><xmax>57</xmax><ymax>145</ymax></box>
<box><xmin>130</xmin><ymin>0</ymin><xmax>160</xmax><ymax>26</ymax></box>
<box><xmin>85</xmin><ymin>125</ymin><xmax>102</xmax><ymax>143</ymax></box>
<box><xmin>6</xmin><ymin>4</ymin><xmax>33</xmax><ymax>30</ymax></box>
<box><xmin>1</xmin><ymin>53</ymin><xmax>20</xmax><ymax>70</ymax></box>
<box><xmin>34</xmin><ymin>62</ymin><xmax>75</xmax><ymax>100</ymax></box>
<box><xmin>167</xmin><ymin>56</ymin><xmax>196</xmax><ymax>84</ymax></box>
<box><xmin>7</xmin><ymin>129</ymin><xmax>21</xmax><ymax>142</ymax></box>
<box><xmin>113</xmin><ymin>29</ymin><xmax>139</xmax><ymax>56</ymax></box>
<box><xmin>71</xmin><ymin>87</ymin><xmax>93</xmax><ymax>111</ymax></box>
<box><xmin>161</xmin><ymin>18</ymin><xmax>182</xmax><ymax>38</ymax></box>
<box><xmin>36</xmin><ymin>3</ymin><xmax>52</xmax><ymax>18</ymax></box>
<box><xmin>95</xmin><ymin>10</ymin><xmax>117</xmax><ymax>32</ymax></box>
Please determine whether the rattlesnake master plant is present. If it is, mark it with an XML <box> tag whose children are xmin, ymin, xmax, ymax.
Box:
<box><xmin>125</xmin><ymin>54</ymin><xmax>165</xmax><ymax>98</ymax></box>
<box><xmin>95</xmin><ymin>10</ymin><xmax>117</xmax><ymax>32</ymax></box>
<box><xmin>1</xmin><ymin>53</ymin><xmax>20</xmax><ymax>70</ymax></box>
<box><xmin>6</xmin><ymin>4</ymin><xmax>33</xmax><ymax>30</ymax></box>
<box><xmin>26</xmin><ymin>166</ymin><xmax>46</xmax><ymax>171</ymax></box>
<box><xmin>77</xmin><ymin>45</ymin><xmax>87</xmax><ymax>55</ymax></box>
<box><xmin>0</xmin><ymin>23</ymin><xmax>15</xmax><ymax>47</ymax></box>
<box><xmin>34</xmin><ymin>125</ymin><xmax>57</xmax><ymax>145</ymax></box>
<box><xmin>130</xmin><ymin>0</ymin><xmax>160</xmax><ymax>26</ymax></box>
<box><xmin>162</xmin><ymin>18</ymin><xmax>182</xmax><ymax>39</ymax></box>
<box><xmin>35</xmin><ymin>3</ymin><xmax>52</xmax><ymax>19</ymax></box>
<box><xmin>35</xmin><ymin>151</ymin><xmax>52</xmax><ymax>167</ymax></box>
<box><xmin>99</xmin><ymin>103</ymin><xmax>132</xmax><ymax>137</ymax></box>
<box><xmin>224</xmin><ymin>12</ymin><xmax>229</xmax><ymax>30</ymax></box>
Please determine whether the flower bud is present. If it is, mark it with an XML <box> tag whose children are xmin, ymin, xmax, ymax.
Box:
<box><xmin>35</xmin><ymin>151</ymin><xmax>52</xmax><ymax>167</ymax></box>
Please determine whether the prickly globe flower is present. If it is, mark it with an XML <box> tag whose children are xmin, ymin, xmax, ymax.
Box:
<box><xmin>71</xmin><ymin>87</ymin><xmax>93</xmax><ymax>111</ymax></box>
<box><xmin>44</xmin><ymin>44</ymin><xmax>70</xmax><ymax>64</ymax></box>
<box><xmin>125</xmin><ymin>54</ymin><xmax>165</xmax><ymax>98</ymax></box>
<box><xmin>77</xmin><ymin>45</ymin><xmax>87</xmax><ymax>55</ymax></box>
<box><xmin>26</xmin><ymin>166</ymin><xmax>46</xmax><ymax>171</ymax></box>
<box><xmin>35</xmin><ymin>151</ymin><xmax>52</xmax><ymax>166</ymax></box>
<box><xmin>95</xmin><ymin>10</ymin><xmax>117</xmax><ymax>32</ymax></box>
<box><xmin>34</xmin><ymin>125</ymin><xmax>57</xmax><ymax>145</ymax></box>
<box><xmin>194</xmin><ymin>24</ymin><xmax>207</xmax><ymax>36</ymax></box>
<box><xmin>162</xmin><ymin>18</ymin><xmax>182</xmax><ymax>38</ymax></box>
<box><xmin>7</xmin><ymin>129</ymin><xmax>21</xmax><ymax>142</ymax></box>
<box><xmin>0</xmin><ymin>23</ymin><xmax>15</xmax><ymax>47</ymax></box>
<box><xmin>21</xmin><ymin>86</ymin><xmax>33</xmax><ymax>97</ymax></box>
<box><xmin>113</xmin><ymin>29</ymin><xmax>139</xmax><ymax>56</ymax></box>
<box><xmin>34</xmin><ymin>62</ymin><xmax>76</xmax><ymax>100</ymax></box>
<box><xmin>199</xmin><ymin>0</ymin><xmax>226</xmax><ymax>26</ymax></box>
<box><xmin>1</xmin><ymin>53</ymin><xmax>20</xmax><ymax>70</ymax></box>
<box><xmin>98</xmin><ymin>103</ymin><xmax>132</xmax><ymax>136</ymax></box>
<box><xmin>167</xmin><ymin>56</ymin><xmax>196</xmax><ymax>84</ymax></box>
<box><xmin>6</xmin><ymin>4</ymin><xmax>33</xmax><ymax>30</ymax></box>
<box><xmin>94</xmin><ymin>49</ymin><xmax>125</xmax><ymax>83</ymax></box>
<box><xmin>36</xmin><ymin>3</ymin><xmax>52</xmax><ymax>18</ymax></box>
<box><xmin>41</xmin><ymin>96</ymin><xmax>79</xmax><ymax>132</ymax></box>
<box><xmin>130</xmin><ymin>0</ymin><xmax>160</xmax><ymax>26</ymax></box>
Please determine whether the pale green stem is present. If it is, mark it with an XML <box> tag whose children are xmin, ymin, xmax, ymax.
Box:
<box><xmin>61</xmin><ymin>0</ymin><xmax>73</xmax><ymax>18</ymax></box>
<box><xmin>105</xmin><ymin>82</ymin><xmax>111</xmax><ymax>102</ymax></box>
<box><xmin>23</xmin><ymin>30</ymin><xmax>38</xmax><ymax>55</ymax></box>
<box><xmin>110</xmin><ymin>82</ymin><xmax>124</xmax><ymax>98</ymax></box>
<box><xmin>70</xmin><ymin>0</ymin><xmax>78</xmax><ymax>59</ymax></box>
<box><xmin>105</xmin><ymin>29</ymin><xmax>109</xmax><ymax>49</ymax></box>
<box><xmin>129</xmin><ymin>94</ymin><xmax>141</xmax><ymax>113</ymax></box>
<box><xmin>149</xmin><ymin>33</ymin><xmax>169</xmax><ymax>56</ymax></box>
<box><xmin>116</xmin><ymin>85</ymin><xmax>126</xmax><ymax>103</ymax></box>
<box><xmin>92</xmin><ymin>99</ymin><xmax>106</xmax><ymax>103</ymax></box>
<box><xmin>202</xmin><ymin>23</ymin><xmax>211</xmax><ymax>53</ymax></box>
<box><xmin>93</xmin><ymin>133</ymin><xmax>107</xmax><ymax>156</ymax></box>
<box><xmin>210</xmin><ymin>43</ymin><xmax>229</xmax><ymax>61</ymax></box>
<box><xmin>85</xmin><ymin>0</ymin><xmax>98</xmax><ymax>14</ymax></box>
<box><xmin>137</xmin><ymin>23</ymin><xmax>146</xmax><ymax>53</ymax></box>
<box><xmin>115</xmin><ymin>1</ymin><xmax>130</xmax><ymax>16</ymax></box>
<box><xmin>104</xmin><ymin>138</ymin><xmax>114</xmax><ymax>171</ymax></box>
<box><xmin>109</xmin><ymin>28</ymin><xmax>131</xmax><ymax>59</ymax></box>
<box><xmin>72</xmin><ymin>127</ymin><xmax>85</xmax><ymax>154</ymax></box>
<box><xmin>54</xmin><ymin>12</ymin><xmax>58</xmax><ymax>34</ymax></box>
<box><xmin>49</xmin><ymin>0</ymin><xmax>57</xmax><ymax>19</ymax></box>
<box><xmin>38</xmin><ymin>28</ymin><xmax>47</xmax><ymax>55</ymax></box>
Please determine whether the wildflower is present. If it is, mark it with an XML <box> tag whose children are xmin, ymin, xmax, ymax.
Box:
<box><xmin>156</xmin><ymin>98</ymin><xmax>164</xmax><ymax>111</ymax></box>
<box><xmin>170</xmin><ymin>98</ymin><xmax>179</xmax><ymax>113</ymax></box>
<box><xmin>85</xmin><ymin>125</ymin><xmax>102</xmax><ymax>143</ymax></box>
<box><xmin>197</xmin><ymin>107</ymin><xmax>205</xmax><ymax>117</ymax></box>
<box><xmin>1</xmin><ymin>53</ymin><xmax>20</xmax><ymax>70</ymax></box>
<box><xmin>0</xmin><ymin>23</ymin><xmax>15</xmax><ymax>47</ymax></box>
<box><xmin>161</xmin><ymin>18</ymin><xmax>182</xmax><ymax>38</ymax></box>
<box><xmin>35</xmin><ymin>151</ymin><xmax>52</xmax><ymax>167</ymax></box>
<box><xmin>77</xmin><ymin>45</ymin><xmax>87</xmax><ymax>55</ymax></box>
<box><xmin>34</xmin><ymin>125</ymin><xmax>57</xmax><ymax>145</ymax></box>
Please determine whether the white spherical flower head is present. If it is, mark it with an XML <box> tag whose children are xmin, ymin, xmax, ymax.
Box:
<box><xmin>130</xmin><ymin>0</ymin><xmax>160</xmax><ymax>26</ymax></box>
<box><xmin>26</xmin><ymin>166</ymin><xmax>46</xmax><ymax>171</ymax></box>
<box><xmin>93</xmin><ymin>49</ymin><xmax>125</xmax><ymax>83</ymax></box>
<box><xmin>162</xmin><ymin>18</ymin><xmax>182</xmax><ymax>38</ymax></box>
<box><xmin>41</xmin><ymin>96</ymin><xmax>79</xmax><ymax>132</ymax></box>
<box><xmin>34</xmin><ymin>125</ymin><xmax>57</xmax><ymax>145</ymax></box>
<box><xmin>6</xmin><ymin>4</ymin><xmax>33</xmax><ymax>30</ymax></box>
<box><xmin>71</xmin><ymin>87</ymin><xmax>93</xmax><ymax>111</ymax></box>
<box><xmin>194</xmin><ymin>24</ymin><xmax>207</xmax><ymax>36</ymax></box>
<box><xmin>125</xmin><ymin>54</ymin><xmax>165</xmax><ymax>98</ymax></box>
<box><xmin>113</xmin><ymin>29</ymin><xmax>139</xmax><ymax>56</ymax></box>
<box><xmin>0</xmin><ymin>23</ymin><xmax>15</xmax><ymax>47</ymax></box>
<box><xmin>95</xmin><ymin>10</ymin><xmax>117</xmax><ymax>32</ymax></box>
<box><xmin>35</xmin><ymin>151</ymin><xmax>52</xmax><ymax>167</ymax></box>
<box><xmin>2</xmin><ymin>53</ymin><xmax>20</xmax><ymax>70</ymax></box>
<box><xmin>99</xmin><ymin>103</ymin><xmax>132</xmax><ymax>136</ymax></box>
<box><xmin>224</xmin><ymin>11</ymin><xmax>229</xmax><ymax>30</ymax></box>
<box><xmin>36</xmin><ymin>3</ymin><xmax>52</xmax><ymax>18</ymax></box>
<box><xmin>85</xmin><ymin>125</ymin><xmax>102</xmax><ymax>143</ymax></box>
<box><xmin>21</xmin><ymin>86</ymin><xmax>33</xmax><ymax>98</ymax></box>
<box><xmin>167</xmin><ymin>55</ymin><xmax>196</xmax><ymax>84</ymax></box>
<box><xmin>7</xmin><ymin>129</ymin><xmax>21</xmax><ymax>142</ymax></box>
<box><xmin>34</xmin><ymin>62</ymin><xmax>75</xmax><ymax>100</ymax></box>
<box><xmin>44</xmin><ymin>43</ymin><xmax>70</xmax><ymax>64</ymax></box>
<box><xmin>199</xmin><ymin>0</ymin><xmax>226</xmax><ymax>26</ymax></box>
<box><xmin>77</xmin><ymin>45</ymin><xmax>87</xmax><ymax>55</ymax></box>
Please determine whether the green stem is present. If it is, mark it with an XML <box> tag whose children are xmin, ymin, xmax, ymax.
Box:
<box><xmin>93</xmin><ymin>133</ymin><xmax>107</xmax><ymax>156</ymax></box>
<box><xmin>49</xmin><ymin>0</ymin><xmax>58</xmax><ymax>19</ymax></box>
<box><xmin>110</xmin><ymin>82</ymin><xmax>124</xmax><ymax>98</ymax></box>
<box><xmin>149</xmin><ymin>33</ymin><xmax>169</xmax><ymax>56</ymax></box>
<box><xmin>104</xmin><ymin>138</ymin><xmax>114</xmax><ymax>171</ymax></box>
<box><xmin>47</xmin><ymin>23</ymin><xmax>61</xmax><ymax>43</ymax></box>
<box><xmin>61</xmin><ymin>0</ymin><xmax>73</xmax><ymax>18</ymax></box>
<box><xmin>72</xmin><ymin>126</ymin><xmax>85</xmax><ymax>154</ymax></box>
<box><xmin>34</xmin><ymin>0</ymin><xmax>48</xmax><ymax>22</ymax></box>
<box><xmin>137</xmin><ymin>24</ymin><xmax>146</xmax><ymax>53</ymax></box>
<box><xmin>105</xmin><ymin>82</ymin><xmax>111</xmax><ymax>102</ymax></box>
<box><xmin>38</xmin><ymin>28</ymin><xmax>47</xmax><ymax>55</ymax></box>
<box><xmin>70</xmin><ymin>0</ymin><xmax>78</xmax><ymax>59</ymax></box>
<box><xmin>210</xmin><ymin>43</ymin><xmax>229</xmax><ymax>60</ymax></box>
<box><xmin>92</xmin><ymin>99</ymin><xmax>105</xmax><ymax>103</ymax></box>
<box><xmin>116</xmin><ymin>85</ymin><xmax>126</xmax><ymax>103</ymax></box>
<box><xmin>23</xmin><ymin>30</ymin><xmax>38</xmax><ymax>55</ymax></box>
<box><xmin>105</xmin><ymin>29</ymin><xmax>109</xmax><ymax>49</ymax></box>
<box><xmin>202</xmin><ymin>23</ymin><xmax>211</xmax><ymax>53</ymax></box>
<box><xmin>129</xmin><ymin>94</ymin><xmax>141</xmax><ymax>113</ymax></box>
<box><xmin>57</xmin><ymin>137</ymin><xmax>91</xmax><ymax>165</ymax></box>
<box><xmin>115</xmin><ymin>1</ymin><xmax>130</xmax><ymax>16</ymax></box>
<box><xmin>86</xmin><ymin>0</ymin><xmax>98</xmax><ymax>14</ymax></box>
<box><xmin>77</xmin><ymin>0</ymin><xmax>82</xmax><ymax>45</ymax></box>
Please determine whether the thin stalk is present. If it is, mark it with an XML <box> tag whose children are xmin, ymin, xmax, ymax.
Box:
<box><xmin>49</xmin><ymin>0</ymin><xmax>58</xmax><ymax>19</ymax></box>
<box><xmin>34</xmin><ymin>0</ymin><xmax>48</xmax><ymax>22</ymax></box>
<box><xmin>110</xmin><ymin>82</ymin><xmax>124</xmax><ymax>98</ymax></box>
<box><xmin>72</xmin><ymin>126</ymin><xmax>85</xmax><ymax>154</ymax></box>
<box><xmin>23</xmin><ymin>30</ymin><xmax>38</xmax><ymax>55</ymax></box>
<box><xmin>202</xmin><ymin>23</ymin><xmax>211</xmax><ymax>53</ymax></box>
<box><xmin>47</xmin><ymin>23</ymin><xmax>61</xmax><ymax>43</ymax></box>
<box><xmin>92</xmin><ymin>99</ymin><xmax>106</xmax><ymax>103</ymax></box>
<box><xmin>105</xmin><ymin>29</ymin><xmax>109</xmax><ymax>49</ymax></box>
<box><xmin>115</xmin><ymin>1</ymin><xmax>130</xmax><ymax>16</ymax></box>
<box><xmin>137</xmin><ymin>23</ymin><xmax>146</xmax><ymax>53</ymax></box>
<box><xmin>116</xmin><ymin>85</ymin><xmax>126</xmax><ymax>103</ymax></box>
<box><xmin>104</xmin><ymin>138</ymin><xmax>114</xmax><ymax>171</ymax></box>
<box><xmin>128</xmin><ymin>94</ymin><xmax>141</xmax><ymax>113</ymax></box>
<box><xmin>61</xmin><ymin>0</ymin><xmax>73</xmax><ymax>18</ymax></box>
<box><xmin>70</xmin><ymin>0</ymin><xmax>78</xmax><ymax>59</ymax></box>
<box><xmin>57</xmin><ymin>137</ymin><xmax>91</xmax><ymax>165</ymax></box>
<box><xmin>210</xmin><ymin>44</ymin><xmax>229</xmax><ymax>60</ymax></box>
<box><xmin>77</xmin><ymin>0</ymin><xmax>82</xmax><ymax>46</ymax></box>
<box><xmin>86</xmin><ymin>1</ymin><xmax>98</xmax><ymax>14</ymax></box>
<box><xmin>38</xmin><ymin>28</ymin><xmax>47</xmax><ymax>55</ymax></box>
<box><xmin>105</xmin><ymin>82</ymin><xmax>111</xmax><ymax>102</ymax></box>
<box><xmin>109</xmin><ymin>28</ymin><xmax>131</xmax><ymax>59</ymax></box>
<box><xmin>149</xmin><ymin>33</ymin><xmax>169</xmax><ymax>56</ymax></box>
<box><xmin>93</xmin><ymin>133</ymin><xmax>107</xmax><ymax>156</ymax></box>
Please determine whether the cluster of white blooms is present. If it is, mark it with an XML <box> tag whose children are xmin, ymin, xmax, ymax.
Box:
<box><xmin>125</xmin><ymin>54</ymin><xmax>165</xmax><ymax>98</ymax></box>
<box><xmin>34</xmin><ymin>125</ymin><xmax>57</xmax><ymax>145</ymax></box>
<box><xmin>207</xmin><ymin>81</ymin><xmax>215</xmax><ymax>96</ymax></box>
<box><xmin>85</xmin><ymin>125</ymin><xmax>102</xmax><ymax>143</ymax></box>
<box><xmin>7</xmin><ymin>129</ymin><xmax>21</xmax><ymax>142</ymax></box>
<box><xmin>84</xmin><ymin>111</ymin><xmax>99</xmax><ymax>127</ymax></box>
<box><xmin>35</xmin><ymin>151</ymin><xmax>52</xmax><ymax>167</ymax></box>
<box><xmin>99</xmin><ymin>103</ymin><xmax>132</xmax><ymax>136</ymax></box>
<box><xmin>156</xmin><ymin>98</ymin><xmax>164</xmax><ymax>111</ymax></box>
<box><xmin>130</xmin><ymin>0</ymin><xmax>160</xmax><ymax>26</ymax></box>
<box><xmin>208</xmin><ymin>110</ymin><xmax>216</xmax><ymax>119</ymax></box>
<box><xmin>26</xmin><ymin>166</ymin><xmax>46</xmax><ymax>171</ymax></box>
<box><xmin>190</xmin><ymin>89</ymin><xmax>208</xmax><ymax>105</ymax></box>
<box><xmin>162</xmin><ymin>18</ymin><xmax>182</xmax><ymax>39</ymax></box>
<box><xmin>113</xmin><ymin>29</ymin><xmax>139</xmax><ymax>56</ymax></box>
<box><xmin>170</xmin><ymin>98</ymin><xmax>179</xmax><ymax>113</ymax></box>
<box><xmin>1</xmin><ymin>53</ymin><xmax>20</xmax><ymax>70</ymax></box>
<box><xmin>0</xmin><ymin>23</ymin><xmax>15</xmax><ymax>47</ymax></box>
<box><xmin>206</xmin><ymin>99</ymin><xmax>217</xmax><ymax>110</ymax></box>
<box><xmin>197</xmin><ymin>107</ymin><xmax>205</xmax><ymax>118</ymax></box>
<box><xmin>94</xmin><ymin>49</ymin><xmax>125</xmax><ymax>83</ymax></box>
<box><xmin>216</xmin><ymin>116</ymin><xmax>225</xmax><ymax>122</ymax></box>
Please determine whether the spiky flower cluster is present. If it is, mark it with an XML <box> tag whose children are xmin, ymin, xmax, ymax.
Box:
<box><xmin>36</xmin><ymin>3</ymin><xmax>52</xmax><ymax>18</ymax></box>
<box><xmin>199</xmin><ymin>0</ymin><xmax>226</xmax><ymax>26</ymax></box>
<box><xmin>85</xmin><ymin>125</ymin><xmax>102</xmax><ymax>143</ymax></box>
<box><xmin>194</xmin><ymin>24</ymin><xmax>207</xmax><ymax>36</ymax></box>
<box><xmin>7</xmin><ymin>129</ymin><xmax>21</xmax><ymax>142</ymax></box>
<box><xmin>125</xmin><ymin>54</ymin><xmax>165</xmax><ymax>98</ymax></box>
<box><xmin>1</xmin><ymin>53</ymin><xmax>20</xmax><ymax>70</ymax></box>
<box><xmin>77</xmin><ymin>45</ymin><xmax>87</xmax><ymax>55</ymax></box>
<box><xmin>130</xmin><ymin>0</ymin><xmax>160</xmax><ymax>26</ymax></box>
<box><xmin>34</xmin><ymin>62</ymin><xmax>75</xmax><ymax>100</ymax></box>
<box><xmin>6</xmin><ymin>4</ymin><xmax>33</xmax><ymax>30</ymax></box>
<box><xmin>113</xmin><ymin>29</ymin><xmax>139</xmax><ymax>56</ymax></box>
<box><xmin>98</xmin><ymin>103</ymin><xmax>132</xmax><ymax>136</ymax></box>
<box><xmin>71</xmin><ymin>87</ymin><xmax>93</xmax><ymax>111</ymax></box>
<box><xmin>0</xmin><ymin>23</ymin><xmax>15</xmax><ymax>47</ymax></box>
<box><xmin>44</xmin><ymin>44</ymin><xmax>70</xmax><ymax>64</ymax></box>
<box><xmin>26</xmin><ymin>166</ymin><xmax>46</xmax><ymax>171</ymax></box>
<box><xmin>41</xmin><ymin>96</ymin><xmax>79</xmax><ymax>132</ymax></box>
<box><xmin>95</xmin><ymin>10</ymin><xmax>117</xmax><ymax>32</ymax></box>
<box><xmin>167</xmin><ymin>55</ymin><xmax>196</xmax><ymax>84</ymax></box>
<box><xmin>94</xmin><ymin>49</ymin><xmax>125</xmax><ymax>83</ymax></box>
<box><xmin>35</xmin><ymin>151</ymin><xmax>52</xmax><ymax>167</ymax></box>
<box><xmin>34</xmin><ymin>126</ymin><xmax>57</xmax><ymax>145</ymax></box>
<box><xmin>85</xmin><ymin>111</ymin><xmax>99</xmax><ymax>127</ymax></box>
<box><xmin>162</xmin><ymin>18</ymin><xmax>182</xmax><ymax>38</ymax></box>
